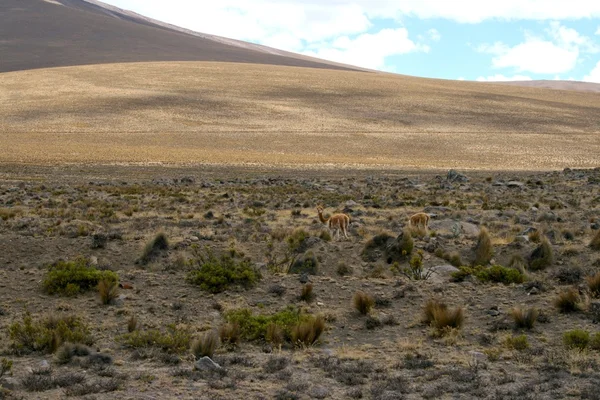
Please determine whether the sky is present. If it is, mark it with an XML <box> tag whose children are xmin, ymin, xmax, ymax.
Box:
<box><xmin>99</xmin><ymin>0</ymin><xmax>600</xmax><ymax>82</ymax></box>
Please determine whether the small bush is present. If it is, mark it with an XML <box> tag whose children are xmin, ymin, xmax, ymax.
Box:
<box><xmin>353</xmin><ymin>291</ymin><xmax>374</xmax><ymax>315</ymax></box>
<box><xmin>224</xmin><ymin>306</ymin><xmax>306</xmax><ymax>342</ymax></box>
<box><xmin>0</xmin><ymin>358</ymin><xmax>13</xmax><ymax>379</ymax></box>
<box><xmin>510</xmin><ymin>307</ymin><xmax>538</xmax><ymax>330</ymax></box>
<box><xmin>191</xmin><ymin>331</ymin><xmax>220</xmax><ymax>359</ymax></box>
<box><xmin>118</xmin><ymin>324</ymin><xmax>191</xmax><ymax>354</ymax></box>
<box><xmin>139</xmin><ymin>232</ymin><xmax>169</xmax><ymax>264</ymax></box>
<box><xmin>289</xmin><ymin>251</ymin><xmax>318</xmax><ymax>275</ymax></box>
<box><xmin>505</xmin><ymin>334</ymin><xmax>529</xmax><ymax>351</ymax></box>
<box><xmin>401</xmin><ymin>251</ymin><xmax>432</xmax><ymax>280</ymax></box>
<box><xmin>452</xmin><ymin>265</ymin><xmax>525</xmax><ymax>285</ymax></box>
<box><xmin>9</xmin><ymin>313</ymin><xmax>93</xmax><ymax>355</ymax></box>
<box><xmin>287</xmin><ymin>229</ymin><xmax>309</xmax><ymax>253</ymax></box>
<box><xmin>43</xmin><ymin>257</ymin><xmax>118</xmax><ymax>296</ymax></box>
<box><xmin>554</xmin><ymin>265</ymin><xmax>583</xmax><ymax>284</ymax></box>
<box><xmin>588</xmin><ymin>272</ymin><xmax>600</xmax><ymax>298</ymax></box>
<box><xmin>300</xmin><ymin>283</ymin><xmax>315</xmax><ymax>302</ymax></box>
<box><xmin>563</xmin><ymin>329</ymin><xmax>590</xmax><ymax>350</ymax></box>
<box><xmin>336</xmin><ymin>262</ymin><xmax>352</xmax><ymax>276</ymax></box>
<box><xmin>528</xmin><ymin>237</ymin><xmax>554</xmax><ymax>271</ymax></box>
<box><xmin>362</xmin><ymin>230</ymin><xmax>412</xmax><ymax>263</ymax></box>
<box><xmin>55</xmin><ymin>343</ymin><xmax>91</xmax><ymax>365</ymax></box>
<box><xmin>186</xmin><ymin>248</ymin><xmax>260</xmax><ymax>293</ymax></box>
<box><xmin>291</xmin><ymin>315</ymin><xmax>325</xmax><ymax>347</ymax></box>
<box><xmin>473</xmin><ymin>227</ymin><xmax>493</xmax><ymax>265</ymax></box>
<box><xmin>508</xmin><ymin>254</ymin><xmax>526</xmax><ymax>274</ymax></box>
<box><xmin>590</xmin><ymin>230</ymin><xmax>600</xmax><ymax>251</ymax></box>
<box><xmin>98</xmin><ymin>279</ymin><xmax>119</xmax><ymax>305</ymax></box>
<box><xmin>219</xmin><ymin>323</ymin><xmax>241</xmax><ymax>347</ymax></box>
<box><xmin>554</xmin><ymin>288</ymin><xmax>582</xmax><ymax>313</ymax></box>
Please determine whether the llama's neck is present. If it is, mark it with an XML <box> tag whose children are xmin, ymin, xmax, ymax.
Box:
<box><xmin>318</xmin><ymin>210</ymin><xmax>329</xmax><ymax>224</ymax></box>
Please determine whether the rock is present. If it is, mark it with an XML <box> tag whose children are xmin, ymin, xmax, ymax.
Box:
<box><xmin>299</xmin><ymin>273</ymin><xmax>309</xmax><ymax>284</ymax></box>
<box><xmin>514</xmin><ymin>235</ymin><xmax>529</xmax><ymax>243</ymax></box>
<box><xmin>194</xmin><ymin>356</ymin><xmax>224</xmax><ymax>372</ymax></box>
<box><xmin>591</xmin><ymin>223</ymin><xmax>600</xmax><ymax>230</ymax></box>
<box><xmin>428</xmin><ymin>264</ymin><xmax>460</xmax><ymax>276</ymax></box>
<box><xmin>469</xmin><ymin>351</ymin><xmax>487</xmax><ymax>362</ymax></box>
<box><xmin>189</xmin><ymin>236</ymin><xmax>199</xmax><ymax>242</ymax></box>
<box><xmin>38</xmin><ymin>360</ymin><xmax>51</xmax><ymax>373</ymax></box>
<box><xmin>507</xmin><ymin>181</ymin><xmax>525</xmax><ymax>188</ymax></box>
<box><xmin>528</xmin><ymin>287</ymin><xmax>539</xmax><ymax>295</ymax></box>
<box><xmin>487</xmin><ymin>310</ymin><xmax>500</xmax><ymax>317</ymax></box>
<box><xmin>310</xmin><ymin>386</ymin><xmax>330</xmax><ymax>399</ymax></box>
<box><xmin>520</xmin><ymin>227</ymin><xmax>537</xmax><ymax>235</ymax></box>
<box><xmin>345</xmin><ymin>200</ymin><xmax>357</xmax><ymax>207</ymax></box>
<box><xmin>447</xmin><ymin>170</ymin><xmax>468</xmax><ymax>183</ymax></box>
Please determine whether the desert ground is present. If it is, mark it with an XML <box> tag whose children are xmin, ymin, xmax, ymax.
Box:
<box><xmin>1</xmin><ymin>163</ymin><xmax>600</xmax><ymax>399</ymax></box>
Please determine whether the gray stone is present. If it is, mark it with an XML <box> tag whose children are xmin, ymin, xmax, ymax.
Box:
<box><xmin>194</xmin><ymin>356</ymin><xmax>224</xmax><ymax>372</ymax></box>
<box><xmin>310</xmin><ymin>386</ymin><xmax>331</xmax><ymax>399</ymax></box>
<box><xmin>507</xmin><ymin>181</ymin><xmax>525</xmax><ymax>188</ymax></box>
<box><xmin>447</xmin><ymin>169</ymin><xmax>468</xmax><ymax>183</ymax></box>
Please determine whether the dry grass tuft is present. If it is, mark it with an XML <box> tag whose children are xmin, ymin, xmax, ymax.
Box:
<box><xmin>98</xmin><ymin>279</ymin><xmax>119</xmax><ymax>305</ymax></box>
<box><xmin>587</xmin><ymin>272</ymin><xmax>600</xmax><ymax>298</ymax></box>
<box><xmin>510</xmin><ymin>307</ymin><xmax>538</xmax><ymax>330</ymax></box>
<box><xmin>219</xmin><ymin>323</ymin><xmax>241</xmax><ymax>347</ymax></box>
<box><xmin>590</xmin><ymin>230</ymin><xmax>600</xmax><ymax>251</ymax></box>
<box><xmin>422</xmin><ymin>299</ymin><xmax>464</xmax><ymax>332</ymax></box>
<box><xmin>291</xmin><ymin>315</ymin><xmax>325</xmax><ymax>347</ymax></box>
<box><xmin>353</xmin><ymin>291</ymin><xmax>375</xmax><ymax>315</ymax></box>
<box><xmin>127</xmin><ymin>316</ymin><xmax>138</xmax><ymax>333</ymax></box>
<box><xmin>192</xmin><ymin>330</ymin><xmax>220</xmax><ymax>359</ymax></box>
<box><xmin>300</xmin><ymin>283</ymin><xmax>315</xmax><ymax>302</ymax></box>
<box><xmin>265</xmin><ymin>323</ymin><xmax>284</xmax><ymax>347</ymax></box>
<box><xmin>554</xmin><ymin>288</ymin><xmax>582</xmax><ymax>313</ymax></box>
<box><xmin>473</xmin><ymin>227</ymin><xmax>493</xmax><ymax>265</ymax></box>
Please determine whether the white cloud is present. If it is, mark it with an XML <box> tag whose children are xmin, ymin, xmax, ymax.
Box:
<box><xmin>427</xmin><ymin>28</ymin><xmax>441</xmax><ymax>41</ymax></box>
<box><xmin>584</xmin><ymin>61</ymin><xmax>600</xmax><ymax>83</ymax></box>
<box><xmin>596</xmin><ymin>27</ymin><xmax>600</xmax><ymax>35</ymax></box>
<box><xmin>476</xmin><ymin>74</ymin><xmax>532</xmax><ymax>81</ymax></box>
<box><xmin>302</xmin><ymin>28</ymin><xmax>428</xmax><ymax>70</ymax></box>
<box><xmin>477</xmin><ymin>22</ymin><xmax>597</xmax><ymax>74</ymax></box>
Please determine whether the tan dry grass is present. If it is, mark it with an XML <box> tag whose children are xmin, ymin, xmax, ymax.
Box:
<box><xmin>1</xmin><ymin>62</ymin><xmax>599</xmax><ymax>169</ymax></box>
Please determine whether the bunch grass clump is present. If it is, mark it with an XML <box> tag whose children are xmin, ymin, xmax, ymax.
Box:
<box><xmin>139</xmin><ymin>232</ymin><xmax>169</xmax><ymax>264</ymax></box>
<box><xmin>587</xmin><ymin>272</ymin><xmax>600</xmax><ymax>298</ymax></box>
<box><xmin>353</xmin><ymin>291</ymin><xmax>375</xmax><ymax>315</ymax></box>
<box><xmin>224</xmin><ymin>306</ymin><xmax>307</xmax><ymax>343</ymax></box>
<box><xmin>452</xmin><ymin>265</ymin><xmax>525</xmax><ymax>285</ymax></box>
<box><xmin>422</xmin><ymin>299</ymin><xmax>464</xmax><ymax>332</ymax></box>
<box><xmin>219</xmin><ymin>323</ymin><xmax>241</xmax><ymax>347</ymax></box>
<box><xmin>43</xmin><ymin>257</ymin><xmax>118</xmax><ymax>296</ymax></box>
<box><xmin>98</xmin><ymin>279</ymin><xmax>119</xmax><ymax>305</ymax></box>
<box><xmin>563</xmin><ymin>329</ymin><xmax>590</xmax><ymax>350</ymax></box>
<box><xmin>300</xmin><ymin>283</ymin><xmax>315</xmax><ymax>302</ymax></box>
<box><xmin>473</xmin><ymin>227</ymin><xmax>493</xmax><ymax>265</ymax></box>
<box><xmin>191</xmin><ymin>331</ymin><xmax>220</xmax><ymax>359</ymax></box>
<box><xmin>291</xmin><ymin>315</ymin><xmax>326</xmax><ymax>347</ymax></box>
<box><xmin>554</xmin><ymin>288</ymin><xmax>582</xmax><ymax>313</ymax></box>
<box><xmin>528</xmin><ymin>236</ymin><xmax>554</xmax><ymax>271</ymax></box>
<box><xmin>510</xmin><ymin>307</ymin><xmax>538</xmax><ymax>330</ymax></box>
<box><xmin>590</xmin><ymin>230</ymin><xmax>600</xmax><ymax>251</ymax></box>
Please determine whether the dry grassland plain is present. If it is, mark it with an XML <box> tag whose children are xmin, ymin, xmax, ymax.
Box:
<box><xmin>1</xmin><ymin>61</ymin><xmax>599</xmax><ymax>170</ymax></box>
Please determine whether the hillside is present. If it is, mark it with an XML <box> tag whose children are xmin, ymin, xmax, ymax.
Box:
<box><xmin>0</xmin><ymin>0</ymin><xmax>361</xmax><ymax>73</ymax></box>
<box><xmin>1</xmin><ymin>62</ymin><xmax>599</xmax><ymax>170</ymax></box>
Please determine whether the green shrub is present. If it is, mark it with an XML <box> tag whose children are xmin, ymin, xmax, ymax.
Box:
<box><xmin>400</xmin><ymin>251</ymin><xmax>433</xmax><ymax>280</ymax></box>
<box><xmin>42</xmin><ymin>257</ymin><xmax>118</xmax><ymax>296</ymax></box>
<box><xmin>224</xmin><ymin>306</ymin><xmax>307</xmax><ymax>342</ymax></box>
<box><xmin>473</xmin><ymin>227</ymin><xmax>493</xmax><ymax>265</ymax></box>
<box><xmin>563</xmin><ymin>329</ymin><xmax>590</xmax><ymax>350</ymax></box>
<box><xmin>505</xmin><ymin>334</ymin><xmax>529</xmax><ymax>351</ymax></box>
<box><xmin>287</xmin><ymin>229</ymin><xmax>309</xmax><ymax>253</ymax></box>
<box><xmin>452</xmin><ymin>265</ymin><xmax>525</xmax><ymax>285</ymax></box>
<box><xmin>0</xmin><ymin>358</ymin><xmax>13</xmax><ymax>379</ymax></box>
<box><xmin>528</xmin><ymin>237</ymin><xmax>554</xmax><ymax>271</ymax></box>
<box><xmin>8</xmin><ymin>312</ymin><xmax>93</xmax><ymax>355</ymax></box>
<box><xmin>118</xmin><ymin>324</ymin><xmax>191</xmax><ymax>354</ymax></box>
<box><xmin>186</xmin><ymin>248</ymin><xmax>260</xmax><ymax>293</ymax></box>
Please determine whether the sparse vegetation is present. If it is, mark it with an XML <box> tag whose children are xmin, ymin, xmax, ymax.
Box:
<box><xmin>42</xmin><ymin>257</ymin><xmax>118</xmax><ymax>296</ymax></box>
<box><xmin>563</xmin><ymin>330</ymin><xmax>590</xmax><ymax>350</ymax></box>
<box><xmin>353</xmin><ymin>291</ymin><xmax>375</xmax><ymax>315</ymax></box>
<box><xmin>300</xmin><ymin>283</ymin><xmax>315</xmax><ymax>302</ymax></box>
<box><xmin>224</xmin><ymin>306</ymin><xmax>307</xmax><ymax>342</ymax></box>
<box><xmin>98</xmin><ymin>279</ymin><xmax>119</xmax><ymax>305</ymax></box>
<box><xmin>219</xmin><ymin>323</ymin><xmax>241</xmax><ymax>348</ymax></box>
<box><xmin>528</xmin><ymin>236</ymin><xmax>554</xmax><ymax>271</ymax></box>
<box><xmin>588</xmin><ymin>272</ymin><xmax>600</xmax><ymax>297</ymax></box>
<box><xmin>504</xmin><ymin>334</ymin><xmax>529</xmax><ymax>351</ymax></box>
<box><xmin>139</xmin><ymin>232</ymin><xmax>169</xmax><ymax>264</ymax></box>
<box><xmin>291</xmin><ymin>315</ymin><xmax>325</xmax><ymax>347</ymax></box>
<box><xmin>8</xmin><ymin>313</ymin><xmax>93</xmax><ymax>355</ymax></box>
<box><xmin>118</xmin><ymin>324</ymin><xmax>191</xmax><ymax>354</ymax></box>
<box><xmin>452</xmin><ymin>265</ymin><xmax>525</xmax><ymax>285</ymax></box>
<box><xmin>422</xmin><ymin>299</ymin><xmax>464</xmax><ymax>332</ymax></box>
<box><xmin>590</xmin><ymin>230</ymin><xmax>600</xmax><ymax>250</ymax></box>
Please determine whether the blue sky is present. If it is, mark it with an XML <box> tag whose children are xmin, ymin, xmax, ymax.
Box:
<box><xmin>100</xmin><ymin>0</ymin><xmax>600</xmax><ymax>82</ymax></box>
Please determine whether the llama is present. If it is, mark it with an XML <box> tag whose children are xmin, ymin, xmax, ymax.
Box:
<box><xmin>316</xmin><ymin>205</ymin><xmax>350</xmax><ymax>240</ymax></box>
<box><xmin>409</xmin><ymin>212</ymin><xmax>430</xmax><ymax>233</ymax></box>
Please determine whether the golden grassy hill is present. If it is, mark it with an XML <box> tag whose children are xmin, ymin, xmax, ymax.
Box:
<box><xmin>1</xmin><ymin>62</ymin><xmax>599</xmax><ymax>170</ymax></box>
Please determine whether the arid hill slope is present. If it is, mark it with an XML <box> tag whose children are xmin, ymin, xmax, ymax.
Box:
<box><xmin>0</xmin><ymin>0</ymin><xmax>361</xmax><ymax>73</ymax></box>
<box><xmin>1</xmin><ymin>62</ymin><xmax>599</xmax><ymax>170</ymax></box>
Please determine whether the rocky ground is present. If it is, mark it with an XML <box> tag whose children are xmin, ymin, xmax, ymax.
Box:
<box><xmin>1</xmin><ymin>165</ymin><xmax>600</xmax><ymax>400</ymax></box>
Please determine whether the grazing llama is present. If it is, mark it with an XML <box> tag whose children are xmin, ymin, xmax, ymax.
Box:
<box><xmin>317</xmin><ymin>205</ymin><xmax>350</xmax><ymax>240</ymax></box>
<box><xmin>409</xmin><ymin>212</ymin><xmax>430</xmax><ymax>233</ymax></box>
